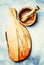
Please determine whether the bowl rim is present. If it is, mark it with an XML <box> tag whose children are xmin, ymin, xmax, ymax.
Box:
<box><xmin>18</xmin><ymin>6</ymin><xmax>36</xmax><ymax>26</ymax></box>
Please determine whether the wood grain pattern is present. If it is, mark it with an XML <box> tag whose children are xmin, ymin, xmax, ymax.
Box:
<box><xmin>5</xmin><ymin>8</ymin><xmax>31</xmax><ymax>61</ymax></box>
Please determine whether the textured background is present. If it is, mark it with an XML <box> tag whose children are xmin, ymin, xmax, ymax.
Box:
<box><xmin>0</xmin><ymin>0</ymin><xmax>44</xmax><ymax>65</ymax></box>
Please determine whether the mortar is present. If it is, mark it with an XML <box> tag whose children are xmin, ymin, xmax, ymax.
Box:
<box><xmin>18</xmin><ymin>7</ymin><xmax>36</xmax><ymax>26</ymax></box>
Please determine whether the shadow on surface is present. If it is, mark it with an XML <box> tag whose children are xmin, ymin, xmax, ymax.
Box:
<box><xmin>14</xmin><ymin>54</ymin><xmax>40</xmax><ymax>65</ymax></box>
<box><xmin>26</xmin><ymin>55</ymin><xmax>40</xmax><ymax>65</ymax></box>
<box><xmin>14</xmin><ymin>50</ymin><xmax>40</xmax><ymax>65</ymax></box>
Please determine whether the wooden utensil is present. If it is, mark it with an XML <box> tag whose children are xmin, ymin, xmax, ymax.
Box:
<box><xmin>5</xmin><ymin>8</ymin><xmax>31</xmax><ymax>61</ymax></box>
<box><xmin>21</xmin><ymin>6</ymin><xmax>39</xmax><ymax>22</ymax></box>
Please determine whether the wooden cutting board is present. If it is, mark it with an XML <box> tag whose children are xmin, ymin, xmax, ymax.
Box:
<box><xmin>5</xmin><ymin>8</ymin><xmax>32</xmax><ymax>61</ymax></box>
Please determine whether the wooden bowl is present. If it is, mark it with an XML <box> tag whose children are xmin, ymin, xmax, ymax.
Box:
<box><xmin>18</xmin><ymin>7</ymin><xmax>36</xmax><ymax>26</ymax></box>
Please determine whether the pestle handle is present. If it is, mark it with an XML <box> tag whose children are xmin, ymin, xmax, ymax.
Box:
<box><xmin>21</xmin><ymin>6</ymin><xmax>39</xmax><ymax>22</ymax></box>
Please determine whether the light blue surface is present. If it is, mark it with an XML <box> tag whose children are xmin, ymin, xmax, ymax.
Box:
<box><xmin>0</xmin><ymin>0</ymin><xmax>44</xmax><ymax>65</ymax></box>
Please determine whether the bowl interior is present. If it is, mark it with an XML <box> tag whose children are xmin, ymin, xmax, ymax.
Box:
<box><xmin>18</xmin><ymin>7</ymin><xmax>36</xmax><ymax>26</ymax></box>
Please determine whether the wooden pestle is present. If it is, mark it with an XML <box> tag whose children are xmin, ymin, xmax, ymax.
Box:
<box><xmin>21</xmin><ymin>6</ymin><xmax>39</xmax><ymax>22</ymax></box>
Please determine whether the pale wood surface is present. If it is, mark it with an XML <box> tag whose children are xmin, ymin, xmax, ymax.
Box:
<box><xmin>5</xmin><ymin>8</ymin><xmax>31</xmax><ymax>61</ymax></box>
